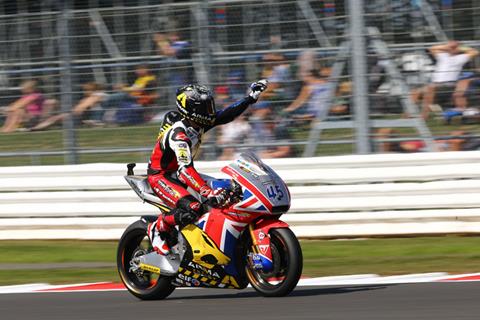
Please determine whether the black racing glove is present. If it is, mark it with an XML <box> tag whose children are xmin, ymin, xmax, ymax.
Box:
<box><xmin>248</xmin><ymin>79</ymin><xmax>268</xmax><ymax>101</ymax></box>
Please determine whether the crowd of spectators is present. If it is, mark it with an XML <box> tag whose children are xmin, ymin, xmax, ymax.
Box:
<box><xmin>0</xmin><ymin>64</ymin><xmax>158</xmax><ymax>132</ymax></box>
<box><xmin>2</xmin><ymin>34</ymin><xmax>480</xmax><ymax>158</ymax></box>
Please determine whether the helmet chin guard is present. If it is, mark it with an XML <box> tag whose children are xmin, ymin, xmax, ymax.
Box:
<box><xmin>176</xmin><ymin>84</ymin><xmax>216</xmax><ymax>126</ymax></box>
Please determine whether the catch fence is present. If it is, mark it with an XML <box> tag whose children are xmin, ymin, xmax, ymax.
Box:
<box><xmin>0</xmin><ymin>0</ymin><xmax>479</xmax><ymax>165</ymax></box>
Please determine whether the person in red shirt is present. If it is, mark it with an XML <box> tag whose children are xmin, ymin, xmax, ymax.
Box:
<box><xmin>147</xmin><ymin>80</ymin><xmax>267</xmax><ymax>255</ymax></box>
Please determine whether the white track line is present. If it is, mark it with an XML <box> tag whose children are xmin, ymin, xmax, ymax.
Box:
<box><xmin>1</xmin><ymin>273</ymin><xmax>480</xmax><ymax>294</ymax></box>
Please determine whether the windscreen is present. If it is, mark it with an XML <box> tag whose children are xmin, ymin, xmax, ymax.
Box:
<box><xmin>222</xmin><ymin>152</ymin><xmax>291</xmax><ymax>215</ymax></box>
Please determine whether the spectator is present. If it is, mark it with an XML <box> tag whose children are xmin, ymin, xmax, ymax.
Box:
<box><xmin>421</xmin><ymin>41</ymin><xmax>478</xmax><ymax>119</ymax></box>
<box><xmin>73</xmin><ymin>82</ymin><xmax>107</xmax><ymax>125</ymax></box>
<box><xmin>1</xmin><ymin>80</ymin><xmax>46</xmax><ymax>133</ymax></box>
<box><xmin>248</xmin><ymin>101</ymin><xmax>273</xmax><ymax>154</ymax></box>
<box><xmin>376</xmin><ymin>128</ymin><xmax>473</xmax><ymax>153</ymax></box>
<box><xmin>260</xmin><ymin>114</ymin><xmax>295</xmax><ymax>159</ymax></box>
<box><xmin>282</xmin><ymin>68</ymin><xmax>331</xmax><ymax>121</ymax></box>
<box><xmin>247</xmin><ymin>102</ymin><xmax>296</xmax><ymax>158</ymax></box>
<box><xmin>226</xmin><ymin>70</ymin><xmax>247</xmax><ymax>101</ymax></box>
<box><xmin>154</xmin><ymin>30</ymin><xmax>193</xmax><ymax>87</ymax></box>
<box><xmin>330</xmin><ymin>81</ymin><xmax>351</xmax><ymax>116</ymax></box>
<box><xmin>376</xmin><ymin>128</ymin><xmax>426</xmax><ymax>153</ymax></box>
<box><xmin>31</xmin><ymin>82</ymin><xmax>107</xmax><ymax>131</ymax></box>
<box><xmin>461</xmin><ymin>132</ymin><xmax>480</xmax><ymax>150</ymax></box>
<box><xmin>103</xmin><ymin>64</ymin><xmax>158</xmax><ymax>125</ymax></box>
<box><xmin>296</xmin><ymin>50</ymin><xmax>319</xmax><ymax>81</ymax></box>
<box><xmin>154</xmin><ymin>31</ymin><xmax>191</xmax><ymax>61</ymax></box>
<box><xmin>260</xmin><ymin>53</ymin><xmax>293</xmax><ymax>111</ymax></box>
<box><xmin>447</xmin><ymin>70</ymin><xmax>480</xmax><ymax>113</ymax></box>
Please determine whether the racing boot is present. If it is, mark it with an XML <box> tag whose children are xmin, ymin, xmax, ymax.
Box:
<box><xmin>147</xmin><ymin>213</ymin><xmax>178</xmax><ymax>255</ymax></box>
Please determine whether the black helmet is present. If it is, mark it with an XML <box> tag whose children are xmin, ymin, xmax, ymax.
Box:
<box><xmin>175</xmin><ymin>84</ymin><xmax>216</xmax><ymax>126</ymax></box>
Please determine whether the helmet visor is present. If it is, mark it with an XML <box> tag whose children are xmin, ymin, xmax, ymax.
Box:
<box><xmin>206</xmin><ymin>98</ymin><xmax>216</xmax><ymax>116</ymax></box>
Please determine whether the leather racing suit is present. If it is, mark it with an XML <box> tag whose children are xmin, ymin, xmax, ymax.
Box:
<box><xmin>147</xmin><ymin>95</ymin><xmax>257</xmax><ymax>235</ymax></box>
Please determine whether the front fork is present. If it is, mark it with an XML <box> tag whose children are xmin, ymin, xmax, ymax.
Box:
<box><xmin>247</xmin><ymin>218</ymin><xmax>289</xmax><ymax>272</ymax></box>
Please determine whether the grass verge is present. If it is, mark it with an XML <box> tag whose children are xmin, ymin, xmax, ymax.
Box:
<box><xmin>1</xmin><ymin>118</ymin><xmax>479</xmax><ymax>166</ymax></box>
<box><xmin>0</xmin><ymin>236</ymin><xmax>479</xmax><ymax>285</ymax></box>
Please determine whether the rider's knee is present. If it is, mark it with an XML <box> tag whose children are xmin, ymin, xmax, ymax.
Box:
<box><xmin>173</xmin><ymin>195</ymin><xmax>204</xmax><ymax>227</ymax></box>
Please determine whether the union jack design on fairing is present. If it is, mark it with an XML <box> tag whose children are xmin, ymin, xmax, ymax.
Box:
<box><xmin>233</xmin><ymin>188</ymin><xmax>269</xmax><ymax>213</ymax></box>
<box><xmin>196</xmin><ymin>212</ymin><xmax>247</xmax><ymax>253</ymax></box>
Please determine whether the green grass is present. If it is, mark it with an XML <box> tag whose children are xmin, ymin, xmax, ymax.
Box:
<box><xmin>0</xmin><ymin>125</ymin><xmax>160</xmax><ymax>166</ymax></box>
<box><xmin>0</xmin><ymin>236</ymin><xmax>480</xmax><ymax>285</ymax></box>
<box><xmin>0</xmin><ymin>240</ymin><xmax>115</xmax><ymax>263</ymax></box>
<box><xmin>301</xmin><ymin>236</ymin><xmax>480</xmax><ymax>277</ymax></box>
<box><xmin>1</xmin><ymin>116</ymin><xmax>479</xmax><ymax>166</ymax></box>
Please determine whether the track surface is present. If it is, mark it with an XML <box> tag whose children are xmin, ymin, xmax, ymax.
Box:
<box><xmin>1</xmin><ymin>283</ymin><xmax>480</xmax><ymax>320</ymax></box>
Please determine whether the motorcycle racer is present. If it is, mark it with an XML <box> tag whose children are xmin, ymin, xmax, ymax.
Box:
<box><xmin>147</xmin><ymin>80</ymin><xmax>268</xmax><ymax>255</ymax></box>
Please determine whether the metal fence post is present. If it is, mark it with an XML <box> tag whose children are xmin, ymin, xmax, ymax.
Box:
<box><xmin>58</xmin><ymin>0</ymin><xmax>78</xmax><ymax>164</ymax></box>
<box><xmin>348</xmin><ymin>0</ymin><xmax>370</xmax><ymax>154</ymax></box>
<box><xmin>195</xmin><ymin>1</ymin><xmax>212</xmax><ymax>85</ymax></box>
<box><xmin>302</xmin><ymin>41</ymin><xmax>350</xmax><ymax>157</ymax></box>
<box><xmin>417</xmin><ymin>0</ymin><xmax>448</xmax><ymax>42</ymax></box>
<box><xmin>297</xmin><ymin>0</ymin><xmax>332</xmax><ymax>48</ymax></box>
<box><xmin>195</xmin><ymin>1</ymin><xmax>216</xmax><ymax>160</ymax></box>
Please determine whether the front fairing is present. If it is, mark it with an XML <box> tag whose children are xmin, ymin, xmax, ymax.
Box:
<box><xmin>221</xmin><ymin>152</ymin><xmax>291</xmax><ymax>215</ymax></box>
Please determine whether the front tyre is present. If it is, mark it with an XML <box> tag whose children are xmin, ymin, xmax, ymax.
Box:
<box><xmin>246</xmin><ymin>228</ymin><xmax>303</xmax><ymax>297</ymax></box>
<box><xmin>117</xmin><ymin>219</ymin><xmax>175</xmax><ymax>300</ymax></box>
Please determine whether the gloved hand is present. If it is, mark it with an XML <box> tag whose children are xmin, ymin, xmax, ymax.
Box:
<box><xmin>206</xmin><ymin>188</ymin><xmax>228</xmax><ymax>207</ymax></box>
<box><xmin>249</xmin><ymin>79</ymin><xmax>268</xmax><ymax>100</ymax></box>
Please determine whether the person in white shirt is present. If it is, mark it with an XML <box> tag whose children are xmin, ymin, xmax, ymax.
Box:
<box><xmin>421</xmin><ymin>41</ymin><xmax>478</xmax><ymax>119</ymax></box>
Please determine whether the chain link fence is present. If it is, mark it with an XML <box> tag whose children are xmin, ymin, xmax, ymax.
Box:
<box><xmin>0</xmin><ymin>0</ymin><xmax>479</xmax><ymax>166</ymax></box>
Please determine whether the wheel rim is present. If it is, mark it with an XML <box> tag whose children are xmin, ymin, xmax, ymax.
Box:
<box><xmin>246</xmin><ymin>232</ymin><xmax>289</xmax><ymax>289</ymax></box>
<box><xmin>120</xmin><ymin>231</ymin><xmax>160</xmax><ymax>291</ymax></box>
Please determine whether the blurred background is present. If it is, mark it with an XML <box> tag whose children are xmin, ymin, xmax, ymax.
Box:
<box><xmin>0</xmin><ymin>0</ymin><xmax>480</xmax><ymax>166</ymax></box>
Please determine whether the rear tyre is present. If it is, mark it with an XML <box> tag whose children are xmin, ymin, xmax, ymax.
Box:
<box><xmin>117</xmin><ymin>219</ymin><xmax>175</xmax><ymax>300</ymax></box>
<box><xmin>246</xmin><ymin>228</ymin><xmax>303</xmax><ymax>297</ymax></box>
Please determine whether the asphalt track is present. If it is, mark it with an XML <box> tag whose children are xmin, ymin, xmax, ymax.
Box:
<box><xmin>1</xmin><ymin>283</ymin><xmax>480</xmax><ymax>320</ymax></box>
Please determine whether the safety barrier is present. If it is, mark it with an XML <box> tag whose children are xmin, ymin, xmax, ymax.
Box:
<box><xmin>1</xmin><ymin>151</ymin><xmax>480</xmax><ymax>239</ymax></box>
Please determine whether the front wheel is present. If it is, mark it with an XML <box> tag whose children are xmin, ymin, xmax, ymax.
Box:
<box><xmin>117</xmin><ymin>219</ymin><xmax>175</xmax><ymax>300</ymax></box>
<box><xmin>246</xmin><ymin>228</ymin><xmax>303</xmax><ymax>297</ymax></box>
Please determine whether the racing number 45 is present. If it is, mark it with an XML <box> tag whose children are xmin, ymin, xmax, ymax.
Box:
<box><xmin>266</xmin><ymin>185</ymin><xmax>284</xmax><ymax>201</ymax></box>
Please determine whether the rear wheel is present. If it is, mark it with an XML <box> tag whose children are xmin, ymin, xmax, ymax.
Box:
<box><xmin>246</xmin><ymin>228</ymin><xmax>303</xmax><ymax>297</ymax></box>
<box><xmin>117</xmin><ymin>219</ymin><xmax>175</xmax><ymax>300</ymax></box>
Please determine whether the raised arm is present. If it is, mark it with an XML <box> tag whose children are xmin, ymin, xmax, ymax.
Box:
<box><xmin>460</xmin><ymin>46</ymin><xmax>479</xmax><ymax>59</ymax></box>
<box><xmin>213</xmin><ymin>96</ymin><xmax>255</xmax><ymax>126</ymax></box>
<box><xmin>283</xmin><ymin>84</ymin><xmax>312</xmax><ymax>113</ymax></box>
<box><xmin>211</xmin><ymin>80</ymin><xmax>268</xmax><ymax>128</ymax></box>
<box><xmin>429</xmin><ymin>43</ymin><xmax>452</xmax><ymax>56</ymax></box>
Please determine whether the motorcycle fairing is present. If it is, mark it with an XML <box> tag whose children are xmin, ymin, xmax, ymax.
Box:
<box><xmin>222</xmin><ymin>165</ymin><xmax>273</xmax><ymax>213</ymax></box>
<box><xmin>175</xmin><ymin>264</ymin><xmax>241</xmax><ymax>289</ymax></box>
<box><xmin>196</xmin><ymin>209</ymin><xmax>248</xmax><ymax>277</ymax></box>
<box><xmin>221</xmin><ymin>154</ymin><xmax>290</xmax><ymax>215</ymax></box>
<box><xmin>125</xmin><ymin>176</ymin><xmax>171</xmax><ymax>212</ymax></box>
<box><xmin>250</xmin><ymin>218</ymin><xmax>290</xmax><ymax>269</ymax></box>
<box><xmin>174</xmin><ymin>213</ymin><xmax>248</xmax><ymax>289</ymax></box>
<box><xmin>180</xmin><ymin>224</ymin><xmax>230</xmax><ymax>269</ymax></box>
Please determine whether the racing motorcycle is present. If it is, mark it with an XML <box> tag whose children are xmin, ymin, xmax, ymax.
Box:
<box><xmin>117</xmin><ymin>152</ymin><xmax>302</xmax><ymax>300</ymax></box>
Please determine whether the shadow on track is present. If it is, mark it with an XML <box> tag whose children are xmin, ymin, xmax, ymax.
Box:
<box><xmin>167</xmin><ymin>285</ymin><xmax>388</xmax><ymax>300</ymax></box>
